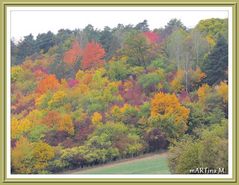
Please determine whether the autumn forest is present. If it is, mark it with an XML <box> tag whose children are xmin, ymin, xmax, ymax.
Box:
<box><xmin>11</xmin><ymin>18</ymin><xmax>228</xmax><ymax>174</ymax></box>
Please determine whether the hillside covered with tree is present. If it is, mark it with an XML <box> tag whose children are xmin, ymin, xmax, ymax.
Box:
<box><xmin>11</xmin><ymin>18</ymin><xmax>228</xmax><ymax>174</ymax></box>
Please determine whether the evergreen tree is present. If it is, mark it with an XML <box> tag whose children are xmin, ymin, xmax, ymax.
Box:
<box><xmin>202</xmin><ymin>36</ymin><xmax>228</xmax><ymax>85</ymax></box>
<box><xmin>14</xmin><ymin>34</ymin><xmax>36</xmax><ymax>64</ymax></box>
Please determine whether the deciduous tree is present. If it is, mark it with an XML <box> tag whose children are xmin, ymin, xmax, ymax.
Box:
<box><xmin>81</xmin><ymin>42</ymin><xmax>105</xmax><ymax>70</ymax></box>
<box><xmin>63</xmin><ymin>40</ymin><xmax>82</xmax><ymax>65</ymax></box>
<box><xmin>36</xmin><ymin>74</ymin><xmax>60</xmax><ymax>94</ymax></box>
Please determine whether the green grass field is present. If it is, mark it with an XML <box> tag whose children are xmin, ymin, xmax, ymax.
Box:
<box><xmin>71</xmin><ymin>152</ymin><xmax>170</xmax><ymax>174</ymax></box>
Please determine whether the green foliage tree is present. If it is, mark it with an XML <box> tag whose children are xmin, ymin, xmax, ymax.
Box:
<box><xmin>11</xmin><ymin>40</ymin><xmax>19</xmax><ymax>65</ymax></box>
<box><xmin>99</xmin><ymin>26</ymin><xmax>115</xmax><ymax>60</ymax></box>
<box><xmin>138</xmin><ymin>72</ymin><xmax>163</xmax><ymax>94</ymax></box>
<box><xmin>123</xmin><ymin>31</ymin><xmax>152</xmax><ymax>70</ymax></box>
<box><xmin>106</xmin><ymin>61</ymin><xmax>131</xmax><ymax>81</ymax></box>
<box><xmin>158</xmin><ymin>19</ymin><xmax>186</xmax><ymax>41</ymax></box>
<box><xmin>28</xmin><ymin>125</ymin><xmax>47</xmax><ymax>142</ymax></box>
<box><xmin>196</xmin><ymin>18</ymin><xmax>228</xmax><ymax>41</ymax></box>
<box><xmin>87</xmin><ymin>122</ymin><xmax>144</xmax><ymax>159</ymax></box>
<box><xmin>35</xmin><ymin>31</ymin><xmax>55</xmax><ymax>53</ymax></box>
<box><xmin>15</xmin><ymin>34</ymin><xmax>36</xmax><ymax>64</ymax></box>
<box><xmin>166</xmin><ymin>28</ymin><xmax>187</xmax><ymax>70</ymax></box>
<box><xmin>134</xmin><ymin>20</ymin><xmax>149</xmax><ymax>32</ymax></box>
<box><xmin>164</xmin><ymin>19</ymin><xmax>186</xmax><ymax>34</ymax></box>
<box><xmin>186</xmin><ymin>84</ymin><xmax>226</xmax><ymax>134</ymax></box>
<box><xmin>55</xmin><ymin>29</ymin><xmax>73</xmax><ymax>46</ymax></box>
<box><xmin>190</xmin><ymin>29</ymin><xmax>209</xmax><ymax>68</ymax></box>
<box><xmin>168</xmin><ymin>121</ymin><xmax>228</xmax><ymax>174</ymax></box>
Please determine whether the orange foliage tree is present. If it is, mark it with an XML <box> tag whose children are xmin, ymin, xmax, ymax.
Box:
<box><xmin>197</xmin><ymin>84</ymin><xmax>211</xmax><ymax>104</ymax></box>
<box><xmin>81</xmin><ymin>42</ymin><xmax>105</xmax><ymax>70</ymax></box>
<box><xmin>151</xmin><ymin>92</ymin><xmax>189</xmax><ymax>123</ymax></box>
<box><xmin>41</xmin><ymin>111</ymin><xmax>74</xmax><ymax>135</ymax></box>
<box><xmin>36</xmin><ymin>74</ymin><xmax>60</xmax><ymax>94</ymax></box>
<box><xmin>42</xmin><ymin>111</ymin><xmax>62</xmax><ymax>128</ymax></box>
<box><xmin>63</xmin><ymin>40</ymin><xmax>82</xmax><ymax>65</ymax></box>
<box><xmin>59</xmin><ymin>114</ymin><xmax>74</xmax><ymax>135</ymax></box>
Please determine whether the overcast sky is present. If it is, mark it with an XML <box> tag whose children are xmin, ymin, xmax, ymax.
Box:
<box><xmin>9</xmin><ymin>7</ymin><xmax>229</xmax><ymax>41</ymax></box>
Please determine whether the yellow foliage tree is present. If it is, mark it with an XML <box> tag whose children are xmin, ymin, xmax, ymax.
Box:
<box><xmin>197</xmin><ymin>84</ymin><xmax>211</xmax><ymax>104</ymax></box>
<box><xmin>11</xmin><ymin>66</ymin><xmax>23</xmax><ymax>82</ymax></box>
<box><xmin>170</xmin><ymin>70</ymin><xmax>184</xmax><ymax>92</ymax></box>
<box><xmin>91</xmin><ymin>112</ymin><xmax>103</xmax><ymax>125</ymax></box>
<box><xmin>216</xmin><ymin>81</ymin><xmax>228</xmax><ymax>103</ymax></box>
<box><xmin>193</xmin><ymin>67</ymin><xmax>206</xmax><ymax>83</ymax></box>
<box><xmin>60</xmin><ymin>78</ymin><xmax>68</xmax><ymax>89</ymax></box>
<box><xmin>76</xmin><ymin>69</ymin><xmax>93</xmax><ymax>85</ymax></box>
<box><xmin>123</xmin><ymin>80</ymin><xmax>133</xmax><ymax>91</ymax></box>
<box><xmin>11</xmin><ymin>117</ymin><xmax>21</xmax><ymax>139</ymax></box>
<box><xmin>59</xmin><ymin>114</ymin><xmax>74</xmax><ymax>135</ymax></box>
<box><xmin>74</xmin><ymin>84</ymin><xmax>89</xmax><ymax>94</ymax></box>
<box><xmin>11</xmin><ymin>137</ymin><xmax>34</xmax><ymax>173</ymax></box>
<box><xmin>35</xmin><ymin>92</ymin><xmax>51</xmax><ymax>109</ymax></box>
<box><xmin>48</xmin><ymin>90</ymin><xmax>66</xmax><ymax>108</ymax></box>
<box><xmin>32</xmin><ymin>141</ymin><xmax>55</xmax><ymax>172</ymax></box>
<box><xmin>18</xmin><ymin>118</ymin><xmax>32</xmax><ymax>133</ymax></box>
<box><xmin>11</xmin><ymin>117</ymin><xmax>32</xmax><ymax>139</ymax></box>
<box><xmin>206</xmin><ymin>35</ymin><xmax>216</xmax><ymax>47</ymax></box>
<box><xmin>75</xmin><ymin>69</ymin><xmax>85</xmax><ymax>80</ymax></box>
<box><xmin>110</xmin><ymin>105</ymin><xmax>122</xmax><ymax>121</ymax></box>
<box><xmin>82</xmin><ymin>73</ymin><xmax>93</xmax><ymax>85</ymax></box>
<box><xmin>120</xmin><ymin>104</ymin><xmax>131</xmax><ymax>113</ymax></box>
<box><xmin>12</xmin><ymin>138</ymin><xmax>55</xmax><ymax>174</ymax></box>
<box><xmin>26</xmin><ymin>110</ymin><xmax>44</xmax><ymax>126</ymax></box>
<box><xmin>109</xmin><ymin>104</ymin><xmax>138</xmax><ymax>123</ymax></box>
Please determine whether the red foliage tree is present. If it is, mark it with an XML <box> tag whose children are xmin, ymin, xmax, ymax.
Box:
<box><xmin>144</xmin><ymin>31</ymin><xmax>160</xmax><ymax>43</ymax></box>
<box><xmin>63</xmin><ymin>40</ymin><xmax>82</xmax><ymax>65</ymax></box>
<box><xmin>119</xmin><ymin>80</ymin><xmax>147</xmax><ymax>106</ymax></box>
<box><xmin>33</xmin><ymin>69</ymin><xmax>47</xmax><ymax>81</ymax></box>
<box><xmin>71</xmin><ymin>117</ymin><xmax>94</xmax><ymax>145</ymax></box>
<box><xmin>81</xmin><ymin>42</ymin><xmax>105</xmax><ymax>70</ymax></box>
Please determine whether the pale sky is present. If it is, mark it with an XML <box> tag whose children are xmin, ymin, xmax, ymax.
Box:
<box><xmin>9</xmin><ymin>7</ymin><xmax>229</xmax><ymax>41</ymax></box>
